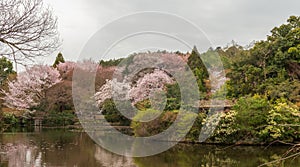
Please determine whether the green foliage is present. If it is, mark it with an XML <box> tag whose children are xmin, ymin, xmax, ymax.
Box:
<box><xmin>184</xmin><ymin>112</ymin><xmax>207</xmax><ymax>142</ymax></box>
<box><xmin>131</xmin><ymin>109</ymin><xmax>172</xmax><ymax>137</ymax></box>
<box><xmin>0</xmin><ymin>58</ymin><xmax>15</xmax><ymax>124</ymax></box>
<box><xmin>203</xmin><ymin>110</ymin><xmax>237</xmax><ymax>143</ymax></box>
<box><xmin>266</xmin><ymin>80</ymin><xmax>300</xmax><ymax>103</ymax></box>
<box><xmin>131</xmin><ymin>95</ymin><xmax>300</xmax><ymax>144</ymax></box>
<box><xmin>53</xmin><ymin>52</ymin><xmax>65</xmax><ymax>68</ymax></box>
<box><xmin>211</xmin><ymin>83</ymin><xmax>227</xmax><ymax>100</ymax></box>
<box><xmin>227</xmin><ymin>64</ymin><xmax>264</xmax><ymax>97</ymax></box>
<box><xmin>227</xmin><ymin>16</ymin><xmax>300</xmax><ymax>101</ymax></box>
<box><xmin>193</xmin><ymin>67</ymin><xmax>208</xmax><ymax>95</ymax></box>
<box><xmin>1</xmin><ymin>110</ymin><xmax>34</xmax><ymax>131</ymax></box>
<box><xmin>165</xmin><ymin>98</ymin><xmax>181</xmax><ymax>111</ymax></box>
<box><xmin>165</xmin><ymin>83</ymin><xmax>181</xmax><ymax>111</ymax></box>
<box><xmin>233</xmin><ymin>95</ymin><xmax>271</xmax><ymax>140</ymax></box>
<box><xmin>225</xmin><ymin>96</ymin><xmax>300</xmax><ymax>143</ymax></box>
<box><xmin>101</xmin><ymin>99</ymin><xmax>131</xmax><ymax>126</ymax></box>
<box><xmin>0</xmin><ymin>57</ymin><xmax>14</xmax><ymax>86</ymax></box>
<box><xmin>3</xmin><ymin>113</ymin><xmax>19</xmax><ymax>125</ymax></box>
<box><xmin>259</xmin><ymin>100</ymin><xmax>300</xmax><ymax>142</ymax></box>
<box><xmin>131</xmin><ymin>109</ymin><xmax>207</xmax><ymax>142</ymax></box>
<box><xmin>187</xmin><ymin>46</ymin><xmax>209</xmax><ymax>94</ymax></box>
<box><xmin>99</xmin><ymin>58</ymin><xmax>124</xmax><ymax>67</ymax></box>
<box><xmin>134</xmin><ymin>99</ymin><xmax>152</xmax><ymax>111</ymax></box>
<box><xmin>42</xmin><ymin>111</ymin><xmax>76</xmax><ymax>127</ymax></box>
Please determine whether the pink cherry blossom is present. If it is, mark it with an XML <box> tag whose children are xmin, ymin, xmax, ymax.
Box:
<box><xmin>94</xmin><ymin>69</ymin><xmax>174</xmax><ymax>106</ymax></box>
<box><xmin>2</xmin><ymin>65</ymin><xmax>61</xmax><ymax>110</ymax></box>
<box><xmin>57</xmin><ymin>61</ymin><xmax>76</xmax><ymax>74</ymax></box>
<box><xmin>129</xmin><ymin>69</ymin><xmax>174</xmax><ymax>104</ymax></box>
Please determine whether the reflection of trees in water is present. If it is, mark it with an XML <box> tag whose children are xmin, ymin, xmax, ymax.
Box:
<box><xmin>94</xmin><ymin>145</ymin><xmax>136</xmax><ymax>167</ymax></box>
<box><xmin>1</xmin><ymin>144</ymin><xmax>41</xmax><ymax>167</ymax></box>
<box><xmin>1</xmin><ymin>132</ymin><xmax>299</xmax><ymax>166</ymax></box>
<box><xmin>133</xmin><ymin>145</ymin><xmax>238</xmax><ymax>167</ymax></box>
<box><xmin>0</xmin><ymin>132</ymin><xmax>103</xmax><ymax>167</ymax></box>
<box><xmin>133</xmin><ymin>144</ymin><xmax>300</xmax><ymax>167</ymax></box>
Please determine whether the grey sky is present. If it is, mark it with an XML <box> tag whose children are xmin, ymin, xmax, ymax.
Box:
<box><xmin>39</xmin><ymin>0</ymin><xmax>300</xmax><ymax>64</ymax></box>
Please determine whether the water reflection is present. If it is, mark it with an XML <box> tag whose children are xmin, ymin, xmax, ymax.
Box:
<box><xmin>95</xmin><ymin>147</ymin><xmax>136</xmax><ymax>167</ymax></box>
<box><xmin>0</xmin><ymin>129</ymin><xmax>299</xmax><ymax>167</ymax></box>
<box><xmin>0</xmin><ymin>144</ymin><xmax>40</xmax><ymax>167</ymax></box>
<box><xmin>0</xmin><ymin>130</ymin><xmax>103</xmax><ymax>167</ymax></box>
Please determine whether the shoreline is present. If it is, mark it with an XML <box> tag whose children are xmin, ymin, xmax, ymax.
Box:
<box><xmin>2</xmin><ymin>125</ymin><xmax>299</xmax><ymax>147</ymax></box>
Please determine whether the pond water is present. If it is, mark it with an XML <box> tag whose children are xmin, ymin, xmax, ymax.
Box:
<box><xmin>0</xmin><ymin>129</ymin><xmax>299</xmax><ymax>167</ymax></box>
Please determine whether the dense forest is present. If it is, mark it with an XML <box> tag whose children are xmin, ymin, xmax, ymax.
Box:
<box><xmin>0</xmin><ymin>16</ymin><xmax>299</xmax><ymax>148</ymax></box>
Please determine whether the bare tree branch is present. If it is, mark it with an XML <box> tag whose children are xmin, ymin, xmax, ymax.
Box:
<box><xmin>0</xmin><ymin>0</ymin><xmax>60</xmax><ymax>69</ymax></box>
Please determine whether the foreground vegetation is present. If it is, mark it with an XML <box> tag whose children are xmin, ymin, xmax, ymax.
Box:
<box><xmin>131</xmin><ymin>96</ymin><xmax>299</xmax><ymax>145</ymax></box>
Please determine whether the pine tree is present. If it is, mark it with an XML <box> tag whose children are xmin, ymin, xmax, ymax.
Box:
<box><xmin>53</xmin><ymin>52</ymin><xmax>65</xmax><ymax>68</ymax></box>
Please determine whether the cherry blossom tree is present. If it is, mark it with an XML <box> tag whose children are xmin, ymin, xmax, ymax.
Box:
<box><xmin>45</xmin><ymin>60</ymin><xmax>115</xmax><ymax>112</ymax></box>
<box><xmin>56</xmin><ymin>60</ymin><xmax>99</xmax><ymax>74</ymax></box>
<box><xmin>93</xmin><ymin>52</ymin><xmax>188</xmax><ymax>108</ymax></box>
<box><xmin>56</xmin><ymin>61</ymin><xmax>76</xmax><ymax>74</ymax></box>
<box><xmin>1</xmin><ymin>64</ymin><xmax>61</xmax><ymax>110</ymax></box>
<box><xmin>94</xmin><ymin>69</ymin><xmax>174</xmax><ymax>107</ymax></box>
<box><xmin>94</xmin><ymin>78</ymin><xmax>130</xmax><ymax>107</ymax></box>
<box><xmin>129</xmin><ymin>69</ymin><xmax>174</xmax><ymax>104</ymax></box>
<box><xmin>57</xmin><ymin>60</ymin><xmax>105</xmax><ymax>76</ymax></box>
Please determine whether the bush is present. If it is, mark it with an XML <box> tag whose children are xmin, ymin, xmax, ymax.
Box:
<box><xmin>131</xmin><ymin>95</ymin><xmax>300</xmax><ymax>144</ymax></box>
<box><xmin>230</xmin><ymin>96</ymin><xmax>300</xmax><ymax>144</ymax></box>
<box><xmin>233</xmin><ymin>95</ymin><xmax>271</xmax><ymax>141</ymax></box>
<box><xmin>184</xmin><ymin>112</ymin><xmax>207</xmax><ymax>142</ymax></box>
<box><xmin>131</xmin><ymin>109</ymin><xmax>175</xmax><ymax>137</ymax></box>
<box><xmin>131</xmin><ymin>109</ymin><xmax>207</xmax><ymax>142</ymax></box>
<box><xmin>259</xmin><ymin>100</ymin><xmax>300</xmax><ymax>142</ymax></box>
<box><xmin>101</xmin><ymin>99</ymin><xmax>131</xmax><ymax>126</ymax></box>
<box><xmin>42</xmin><ymin>111</ymin><xmax>77</xmax><ymax>127</ymax></box>
<box><xmin>3</xmin><ymin>113</ymin><xmax>19</xmax><ymax>125</ymax></box>
<box><xmin>165</xmin><ymin>84</ymin><xmax>181</xmax><ymax>111</ymax></box>
<box><xmin>208</xmin><ymin>110</ymin><xmax>238</xmax><ymax>143</ymax></box>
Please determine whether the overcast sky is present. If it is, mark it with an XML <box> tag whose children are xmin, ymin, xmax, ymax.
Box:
<box><xmin>40</xmin><ymin>0</ymin><xmax>300</xmax><ymax>64</ymax></box>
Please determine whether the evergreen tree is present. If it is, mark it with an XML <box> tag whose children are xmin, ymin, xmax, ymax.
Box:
<box><xmin>187</xmin><ymin>46</ymin><xmax>209</xmax><ymax>94</ymax></box>
<box><xmin>0</xmin><ymin>57</ymin><xmax>14</xmax><ymax>86</ymax></box>
<box><xmin>53</xmin><ymin>52</ymin><xmax>65</xmax><ymax>68</ymax></box>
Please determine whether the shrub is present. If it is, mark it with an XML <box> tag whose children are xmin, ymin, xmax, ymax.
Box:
<box><xmin>131</xmin><ymin>95</ymin><xmax>300</xmax><ymax>144</ymax></box>
<box><xmin>101</xmin><ymin>99</ymin><xmax>131</xmax><ymax>126</ymax></box>
<box><xmin>3</xmin><ymin>113</ymin><xmax>19</xmax><ymax>125</ymax></box>
<box><xmin>42</xmin><ymin>111</ymin><xmax>77</xmax><ymax>127</ymax></box>
<box><xmin>184</xmin><ymin>112</ymin><xmax>207</xmax><ymax>142</ymax></box>
<box><xmin>131</xmin><ymin>109</ymin><xmax>206</xmax><ymax>142</ymax></box>
<box><xmin>208</xmin><ymin>110</ymin><xmax>238</xmax><ymax>143</ymax></box>
<box><xmin>233</xmin><ymin>95</ymin><xmax>271</xmax><ymax>141</ymax></box>
<box><xmin>259</xmin><ymin>100</ymin><xmax>300</xmax><ymax>142</ymax></box>
<box><xmin>131</xmin><ymin>109</ymin><xmax>175</xmax><ymax>137</ymax></box>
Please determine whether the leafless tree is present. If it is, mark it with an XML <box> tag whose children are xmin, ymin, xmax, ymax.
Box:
<box><xmin>0</xmin><ymin>0</ymin><xmax>60</xmax><ymax>70</ymax></box>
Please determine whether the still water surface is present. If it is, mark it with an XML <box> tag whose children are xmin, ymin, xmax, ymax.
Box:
<box><xmin>0</xmin><ymin>129</ymin><xmax>299</xmax><ymax>167</ymax></box>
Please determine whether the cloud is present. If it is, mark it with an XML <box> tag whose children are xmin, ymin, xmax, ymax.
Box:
<box><xmin>41</xmin><ymin>0</ymin><xmax>300</xmax><ymax>63</ymax></box>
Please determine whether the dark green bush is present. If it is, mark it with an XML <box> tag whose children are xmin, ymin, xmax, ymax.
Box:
<box><xmin>101</xmin><ymin>99</ymin><xmax>131</xmax><ymax>126</ymax></box>
<box><xmin>3</xmin><ymin>113</ymin><xmax>19</xmax><ymax>125</ymax></box>
<box><xmin>43</xmin><ymin>111</ymin><xmax>77</xmax><ymax>127</ymax></box>
<box><xmin>233</xmin><ymin>95</ymin><xmax>271</xmax><ymax>141</ymax></box>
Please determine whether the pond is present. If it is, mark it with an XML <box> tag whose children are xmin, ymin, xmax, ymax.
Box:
<box><xmin>0</xmin><ymin>129</ymin><xmax>299</xmax><ymax>167</ymax></box>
